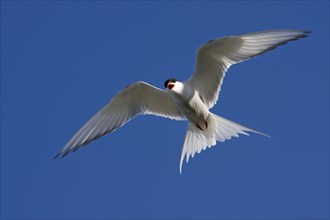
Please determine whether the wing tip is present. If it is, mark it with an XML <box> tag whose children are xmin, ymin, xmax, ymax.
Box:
<box><xmin>53</xmin><ymin>152</ymin><xmax>61</xmax><ymax>159</ymax></box>
<box><xmin>249</xmin><ymin>129</ymin><xmax>271</xmax><ymax>138</ymax></box>
<box><xmin>53</xmin><ymin>151</ymin><xmax>69</xmax><ymax>159</ymax></box>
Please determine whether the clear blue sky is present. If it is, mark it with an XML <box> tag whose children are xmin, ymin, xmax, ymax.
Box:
<box><xmin>1</xmin><ymin>1</ymin><xmax>329</xmax><ymax>219</ymax></box>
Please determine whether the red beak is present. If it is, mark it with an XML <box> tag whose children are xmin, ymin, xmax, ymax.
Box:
<box><xmin>167</xmin><ymin>83</ymin><xmax>174</xmax><ymax>90</ymax></box>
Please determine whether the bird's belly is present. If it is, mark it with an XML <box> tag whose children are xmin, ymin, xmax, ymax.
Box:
<box><xmin>171</xmin><ymin>91</ymin><xmax>210</xmax><ymax>130</ymax></box>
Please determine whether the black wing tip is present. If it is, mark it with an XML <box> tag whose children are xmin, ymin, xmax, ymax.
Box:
<box><xmin>53</xmin><ymin>152</ymin><xmax>61</xmax><ymax>159</ymax></box>
<box><xmin>298</xmin><ymin>30</ymin><xmax>312</xmax><ymax>38</ymax></box>
<box><xmin>275</xmin><ymin>29</ymin><xmax>312</xmax><ymax>39</ymax></box>
<box><xmin>53</xmin><ymin>150</ymin><xmax>71</xmax><ymax>159</ymax></box>
<box><xmin>288</xmin><ymin>29</ymin><xmax>311</xmax><ymax>35</ymax></box>
<box><xmin>246</xmin><ymin>29</ymin><xmax>312</xmax><ymax>38</ymax></box>
<box><xmin>62</xmin><ymin>151</ymin><xmax>71</xmax><ymax>158</ymax></box>
<box><xmin>53</xmin><ymin>139</ymin><xmax>93</xmax><ymax>160</ymax></box>
<box><xmin>290</xmin><ymin>30</ymin><xmax>312</xmax><ymax>41</ymax></box>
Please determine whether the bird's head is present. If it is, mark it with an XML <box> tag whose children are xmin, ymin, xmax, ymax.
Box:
<box><xmin>164</xmin><ymin>78</ymin><xmax>185</xmax><ymax>95</ymax></box>
<box><xmin>164</xmin><ymin>78</ymin><xmax>177</xmax><ymax>90</ymax></box>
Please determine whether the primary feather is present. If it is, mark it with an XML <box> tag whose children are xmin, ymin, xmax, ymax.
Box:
<box><xmin>189</xmin><ymin>30</ymin><xmax>310</xmax><ymax>109</ymax></box>
<box><xmin>55</xmin><ymin>81</ymin><xmax>185</xmax><ymax>158</ymax></box>
<box><xmin>55</xmin><ymin>30</ymin><xmax>310</xmax><ymax>174</ymax></box>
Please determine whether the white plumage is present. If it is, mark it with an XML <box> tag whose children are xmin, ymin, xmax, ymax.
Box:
<box><xmin>55</xmin><ymin>30</ymin><xmax>310</xmax><ymax>173</ymax></box>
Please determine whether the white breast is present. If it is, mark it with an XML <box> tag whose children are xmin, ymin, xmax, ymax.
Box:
<box><xmin>169</xmin><ymin>82</ymin><xmax>210</xmax><ymax>124</ymax></box>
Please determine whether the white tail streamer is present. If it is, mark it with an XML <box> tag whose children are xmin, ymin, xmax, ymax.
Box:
<box><xmin>179</xmin><ymin>113</ymin><xmax>269</xmax><ymax>174</ymax></box>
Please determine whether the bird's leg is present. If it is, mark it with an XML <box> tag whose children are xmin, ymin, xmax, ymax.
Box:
<box><xmin>195</xmin><ymin>122</ymin><xmax>203</xmax><ymax>131</ymax></box>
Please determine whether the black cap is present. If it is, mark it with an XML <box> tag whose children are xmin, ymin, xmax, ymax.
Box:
<box><xmin>164</xmin><ymin>78</ymin><xmax>177</xmax><ymax>88</ymax></box>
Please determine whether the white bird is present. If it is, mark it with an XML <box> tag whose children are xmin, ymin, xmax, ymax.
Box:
<box><xmin>55</xmin><ymin>30</ymin><xmax>310</xmax><ymax>173</ymax></box>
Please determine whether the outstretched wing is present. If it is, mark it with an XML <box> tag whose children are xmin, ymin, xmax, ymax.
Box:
<box><xmin>55</xmin><ymin>81</ymin><xmax>185</xmax><ymax>158</ymax></box>
<box><xmin>188</xmin><ymin>30</ymin><xmax>310</xmax><ymax>109</ymax></box>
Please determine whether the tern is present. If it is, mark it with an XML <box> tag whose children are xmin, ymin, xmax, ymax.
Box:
<box><xmin>55</xmin><ymin>30</ymin><xmax>310</xmax><ymax>173</ymax></box>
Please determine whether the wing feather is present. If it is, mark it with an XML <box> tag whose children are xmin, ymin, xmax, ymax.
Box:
<box><xmin>55</xmin><ymin>81</ymin><xmax>185</xmax><ymax>158</ymax></box>
<box><xmin>188</xmin><ymin>30</ymin><xmax>310</xmax><ymax>109</ymax></box>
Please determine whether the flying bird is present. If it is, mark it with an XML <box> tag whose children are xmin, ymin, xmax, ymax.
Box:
<box><xmin>55</xmin><ymin>30</ymin><xmax>310</xmax><ymax>173</ymax></box>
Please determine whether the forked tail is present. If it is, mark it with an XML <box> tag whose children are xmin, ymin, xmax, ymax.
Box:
<box><xmin>179</xmin><ymin>113</ymin><xmax>269</xmax><ymax>174</ymax></box>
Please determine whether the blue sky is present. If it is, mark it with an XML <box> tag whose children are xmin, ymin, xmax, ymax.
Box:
<box><xmin>1</xmin><ymin>1</ymin><xmax>329</xmax><ymax>219</ymax></box>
